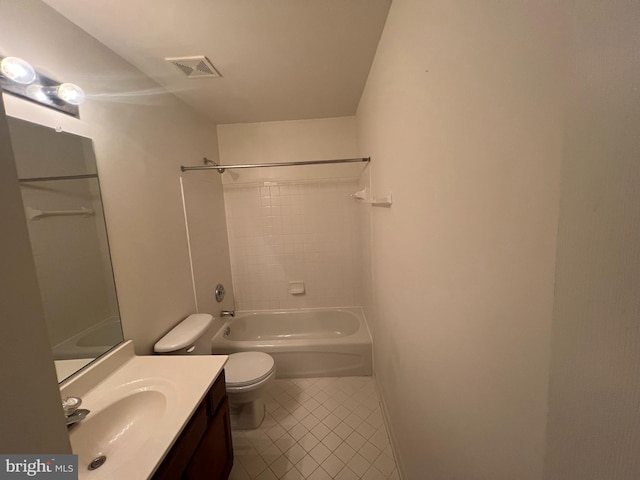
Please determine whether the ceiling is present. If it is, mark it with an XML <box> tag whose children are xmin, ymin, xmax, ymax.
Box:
<box><xmin>43</xmin><ymin>0</ymin><xmax>391</xmax><ymax>125</ymax></box>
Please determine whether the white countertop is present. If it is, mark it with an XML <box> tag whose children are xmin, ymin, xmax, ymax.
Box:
<box><xmin>60</xmin><ymin>341</ymin><xmax>228</xmax><ymax>480</ymax></box>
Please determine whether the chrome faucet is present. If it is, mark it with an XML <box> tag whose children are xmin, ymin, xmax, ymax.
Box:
<box><xmin>62</xmin><ymin>396</ymin><xmax>90</xmax><ymax>427</ymax></box>
<box><xmin>220</xmin><ymin>310</ymin><xmax>235</xmax><ymax>318</ymax></box>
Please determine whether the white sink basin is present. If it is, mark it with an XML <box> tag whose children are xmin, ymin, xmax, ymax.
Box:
<box><xmin>69</xmin><ymin>379</ymin><xmax>175</xmax><ymax>479</ymax></box>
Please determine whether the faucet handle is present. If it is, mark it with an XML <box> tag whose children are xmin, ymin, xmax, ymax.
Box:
<box><xmin>62</xmin><ymin>396</ymin><xmax>82</xmax><ymax>416</ymax></box>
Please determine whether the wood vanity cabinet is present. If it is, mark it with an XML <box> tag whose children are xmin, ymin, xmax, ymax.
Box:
<box><xmin>152</xmin><ymin>370</ymin><xmax>233</xmax><ymax>480</ymax></box>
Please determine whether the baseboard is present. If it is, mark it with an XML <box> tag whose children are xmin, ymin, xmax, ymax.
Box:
<box><xmin>376</xmin><ymin>375</ymin><xmax>407</xmax><ymax>480</ymax></box>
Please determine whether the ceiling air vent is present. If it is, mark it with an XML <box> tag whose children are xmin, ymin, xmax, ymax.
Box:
<box><xmin>165</xmin><ymin>56</ymin><xmax>221</xmax><ymax>79</ymax></box>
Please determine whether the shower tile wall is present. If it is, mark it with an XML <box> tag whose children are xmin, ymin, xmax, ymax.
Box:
<box><xmin>224</xmin><ymin>180</ymin><xmax>362</xmax><ymax>311</ymax></box>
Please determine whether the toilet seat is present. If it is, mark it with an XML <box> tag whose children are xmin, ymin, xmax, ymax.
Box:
<box><xmin>225</xmin><ymin>352</ymin><xmax>275</xmax><ymax>388</ymax></box>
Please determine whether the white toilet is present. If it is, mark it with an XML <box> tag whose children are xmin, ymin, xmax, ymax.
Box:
<box><xmin>154</xmin><ymin>313</ymin><xmax>276</xmax><ymax>429</ymax></box>
<box><xmin>224</xmin><ymin>351</ymin><xmax>275</xmax><ymax>429</ymax></box>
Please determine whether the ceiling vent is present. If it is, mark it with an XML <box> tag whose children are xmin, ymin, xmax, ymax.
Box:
<box><xmin>165</xmin><ymin>56</ymin><xmax>221</xmax><ymax>79</ymax></box>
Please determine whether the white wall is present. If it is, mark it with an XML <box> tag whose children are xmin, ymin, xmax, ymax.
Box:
<box><xmin>218</xmin><ymin>118</ymin><xmax>365</xmax><ymax>311</ymax></box>
<box><xmin>356</xmin><ymin>1</ymin><xmax>564</xmax><ymax>478</ymax></box>
<box><xmin>543</xmin><ymin>2</ymin><xmax>640</xmax><ymax>478</ymax></box>
<box><xmin>0</xmin><ymin>0</ymin><xmax>232</xmax><ymax>354</ymax></box>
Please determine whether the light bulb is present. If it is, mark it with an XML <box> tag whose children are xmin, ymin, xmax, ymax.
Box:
<box><xmin>0</xmin><ymin>56</ymin><xmax>37</xmax><ymax>84</ymax></box>
<box><xmin>57</xmin><ymin>82</ymin><xmax>85</xmax><ymax>105</ymax></box>
<box><xmin>26</xmin><ymin>84</ymin><xmax>50</xmax><ymax>103</ymax></box>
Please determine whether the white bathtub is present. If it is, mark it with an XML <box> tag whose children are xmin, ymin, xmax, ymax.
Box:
<box><xmin>52</xmin><ymin>317</ymin><xmax>123</xmax><ymax>360</ymax></box>
<box><xmin>211</xmin><ymin>307</ymin><xmax>372</xmax><ymax>378</ymax></box>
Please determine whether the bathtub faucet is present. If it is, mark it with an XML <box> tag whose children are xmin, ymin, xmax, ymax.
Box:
<box><xmin>221</xmin><ymin>310</ymin><xmax>235</xmax><ymax>318</ymax></box>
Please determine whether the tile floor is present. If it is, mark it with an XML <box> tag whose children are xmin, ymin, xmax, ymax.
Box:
<box><xmin>229</xmin><ymin>377</ymin><xmax>399</xmax><ymax>480</ymax></box>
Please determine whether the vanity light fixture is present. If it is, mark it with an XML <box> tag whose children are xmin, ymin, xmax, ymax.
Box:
<box><xmin>0</xmin><ymin>54</ymin><xmax>84</xmax><ymax>118</ymax></box>
<box><xmin>0</xmin><ymin>56</ymin><xmax>37</xmax><ymax>84</ymax></box>
<box><xmin>56</xmin><ymin>83</ymin><xmax>85</xmax><ymax>105</ymax></box>
<box><xmin>25</xmin><ymin>84</ymin><xmax>50</xmax><ymax>103</ymax></box>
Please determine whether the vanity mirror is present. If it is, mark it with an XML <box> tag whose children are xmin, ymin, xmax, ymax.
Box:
<box><xmin>7</xmin><ymin>116</ymin><xmax>123</xmax><ymax>382</ymax></box>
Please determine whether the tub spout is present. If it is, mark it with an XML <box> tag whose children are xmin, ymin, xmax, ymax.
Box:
<box><xmin>221</xmin><ymin>310</ymin><xmax>235</xmax><ymax>318</ymax></box>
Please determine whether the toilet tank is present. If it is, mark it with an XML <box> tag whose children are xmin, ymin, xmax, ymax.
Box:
<box><xmin>154</xmin><ymin>313</ymin><xmax>214</xmax><ymax>355</ymax></box>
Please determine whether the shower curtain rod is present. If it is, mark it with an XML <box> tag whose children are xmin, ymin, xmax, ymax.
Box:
<box><xmin>18</xmin><ymin>173</ymin><xmax>98</xmax><ymax>183</ymax></box>
<box><xmin>180</xmin><ymin>157</ymin><xmax>370</xmax><ymax>173</ymax></box>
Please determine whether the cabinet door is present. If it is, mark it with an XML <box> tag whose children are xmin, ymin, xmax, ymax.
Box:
<box><xmin>185</xmin><ymin>397</ymin><xmax>234</xmax><ymax>480</ymax></box>
<box><xmin>152</xmin><ymin>404</ymin><xmax>208</xmax><ymax>480</ymax></box>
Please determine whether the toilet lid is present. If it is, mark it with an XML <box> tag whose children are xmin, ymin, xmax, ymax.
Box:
<box><xmin>153</xmin><ymin>313</ymin><xmax>213</xmax><ymax>353</ymax></box>
<box><xmin>225</xmin><ymin>352</ymin><xmax>275</xmax><ymax>387</ymax></box>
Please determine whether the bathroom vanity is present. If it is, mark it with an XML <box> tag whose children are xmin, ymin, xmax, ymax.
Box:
<box><xmin>60</xmin><ymin>341</ymin><xmax>233</xmax><ymax>479</ymax></box>
<box><xmin>152</xmin><ymin>370</ymin><xmax>233</xmax><ymax>480</ymax></box>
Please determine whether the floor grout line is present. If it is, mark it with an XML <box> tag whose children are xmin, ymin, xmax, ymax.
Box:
<box><xmin>229</xmin><ymin>376</ymin><xmax>399</xmax><ymax>480</ymax></box>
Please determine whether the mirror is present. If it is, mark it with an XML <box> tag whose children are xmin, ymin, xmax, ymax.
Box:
<box><xmin>7</xmin><ymin>116</ymin><xmax>123</xmax><ymax>382</ymax></box>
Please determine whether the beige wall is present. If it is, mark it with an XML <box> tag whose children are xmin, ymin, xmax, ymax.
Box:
<box><xmin>356</xmin><ymin>1</ymin><xmax>564</xmax><ymax>478</ymax></box>
<box><xmin>180</xmin><ymin>173</ymin><xmax>235</xmax><ymax>327</ymax></box>
<box><xmin>0</xmin><ymin>0</ymin><xmax>231</xmax><ymax>355</ymax></box>
<box><xmin>0</xmin><ymin>95</ymin><xmax>71</xmax><ymax>454</ymax></box>
<box><xmin>544</xmin><ymin>2</ymin><xmax>640</xmax><ymax>478</ymax></box>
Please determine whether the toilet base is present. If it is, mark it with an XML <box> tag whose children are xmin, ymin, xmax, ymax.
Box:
<box><xmin>229</xmin><ymin>397</ymin><xmax>265</xmax><ymax>430</ymax></box>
